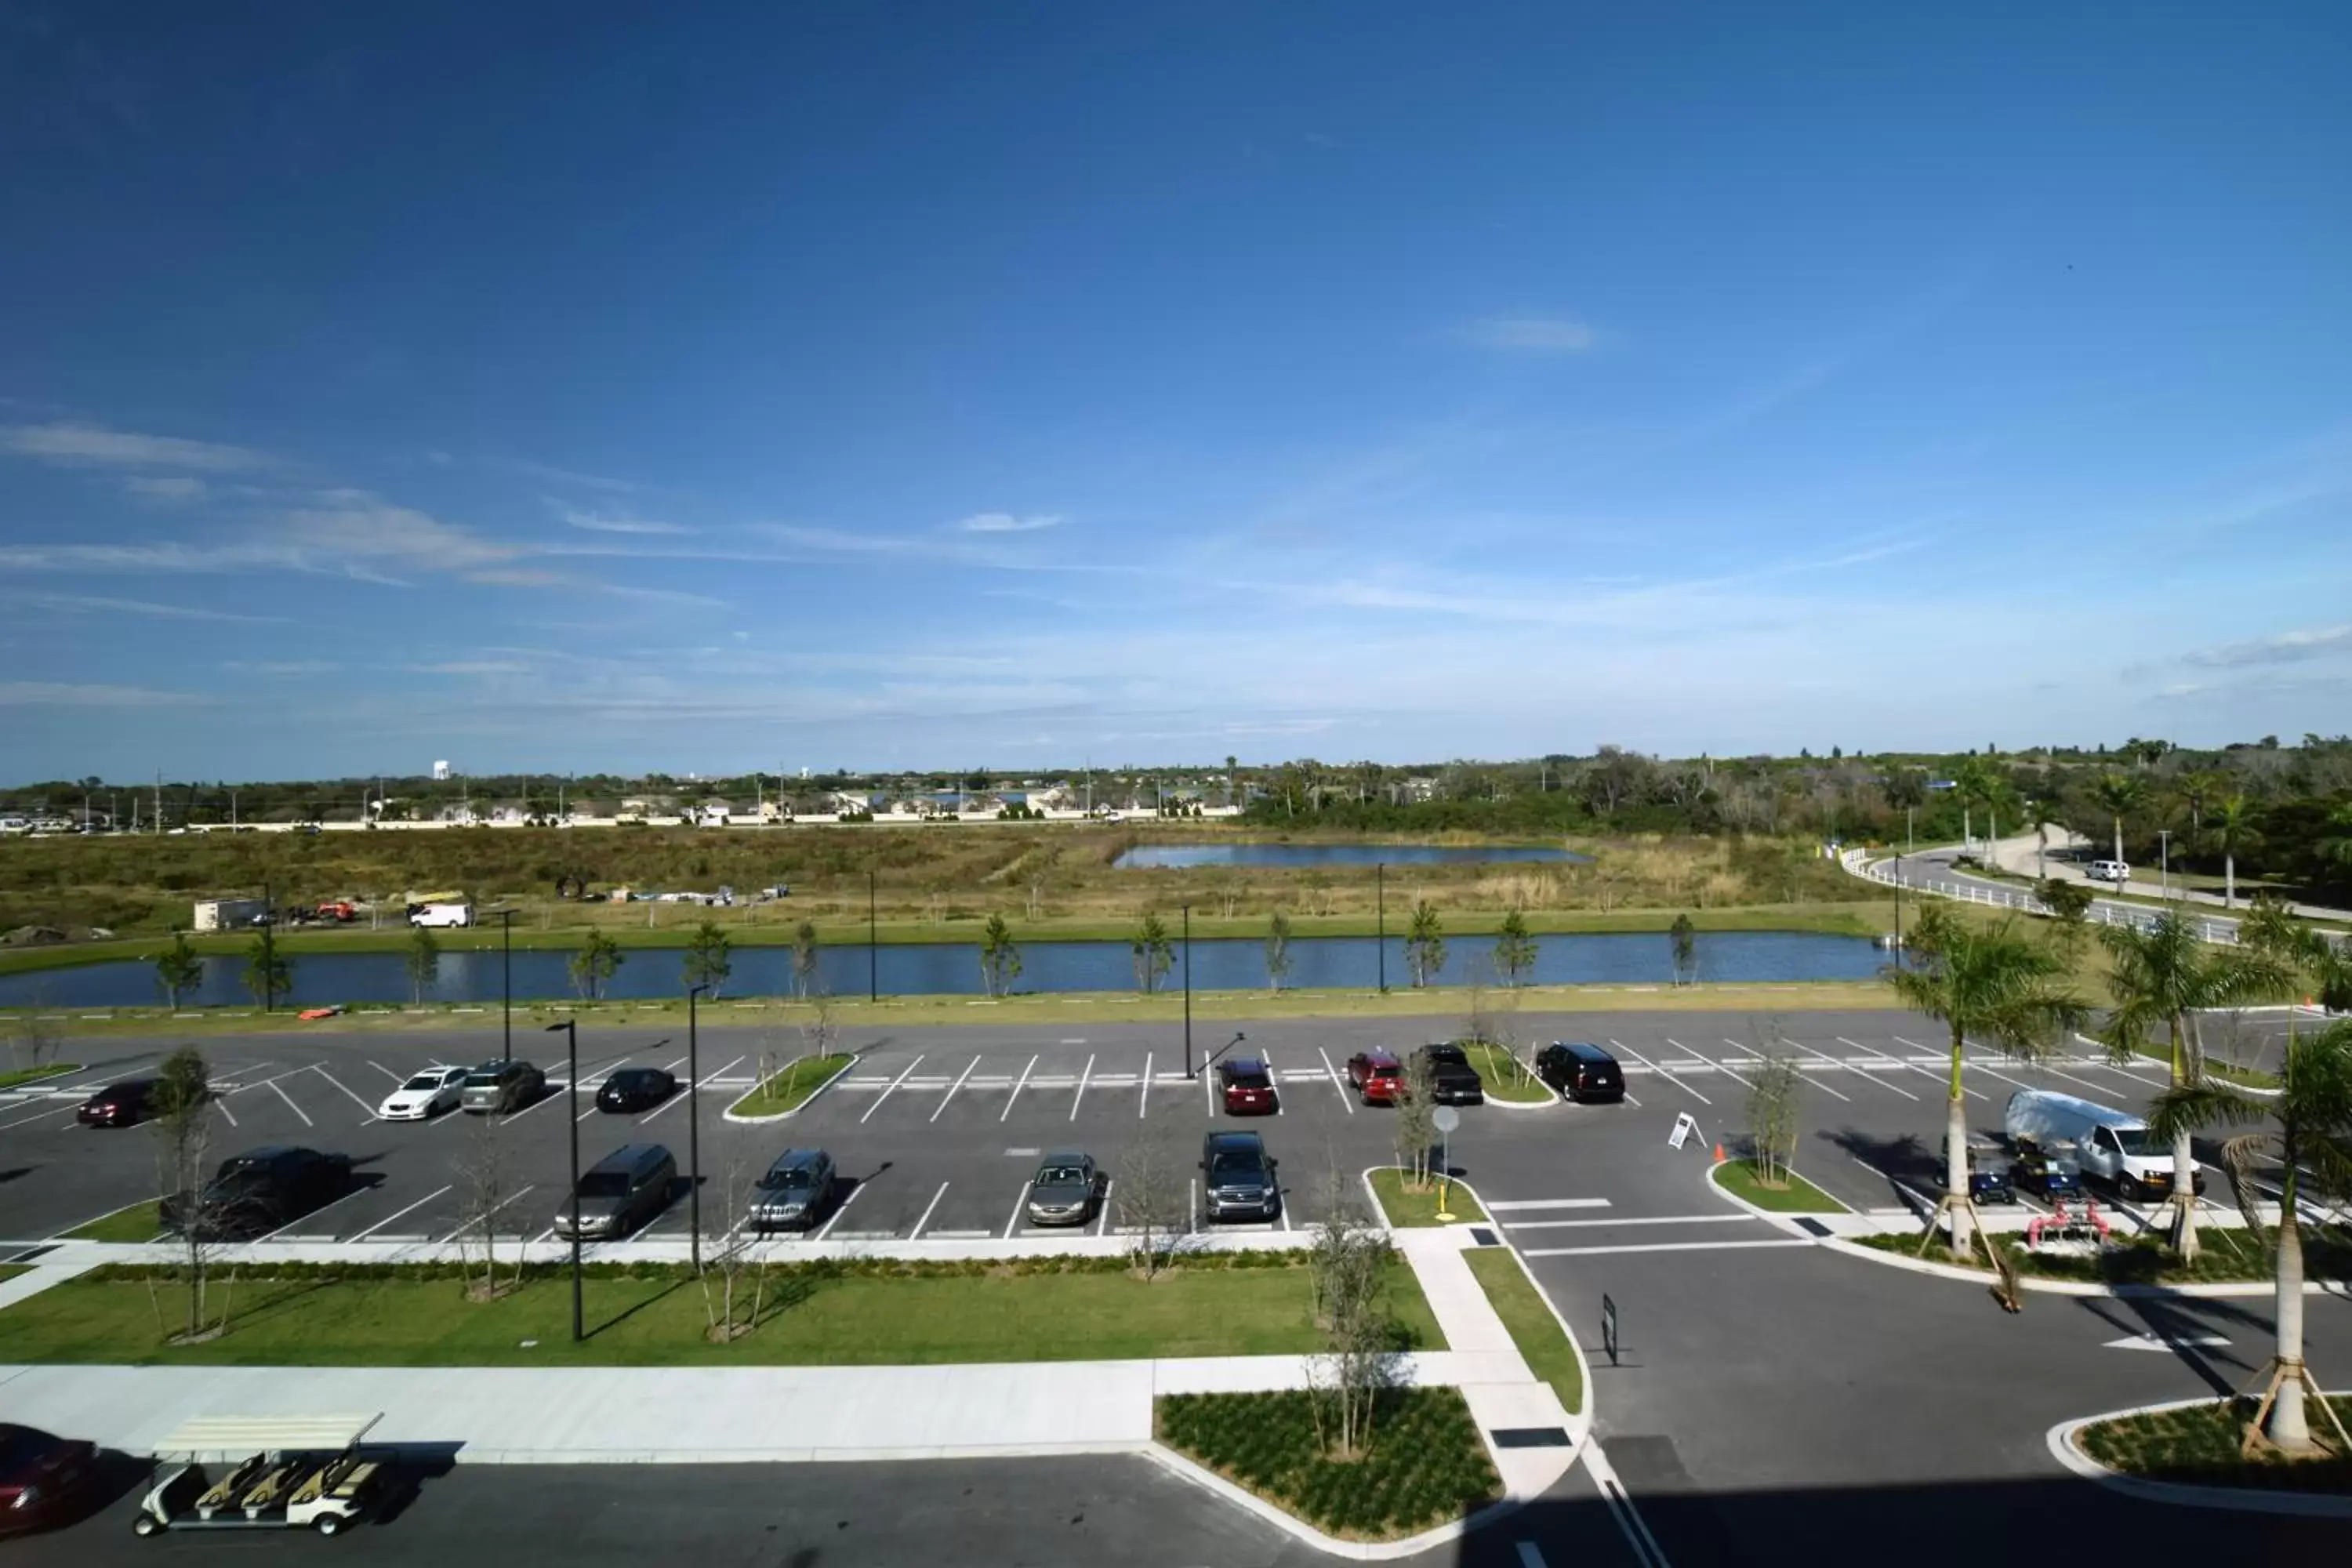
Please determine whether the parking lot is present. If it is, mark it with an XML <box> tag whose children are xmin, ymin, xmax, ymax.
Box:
<box><xmin>0</xmin><ymin>1007</ymin><xmax>2275</xmax><ymax>1256</ymax></box>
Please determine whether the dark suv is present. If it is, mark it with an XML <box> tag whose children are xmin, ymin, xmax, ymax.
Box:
<box><xmin>160</xmin><ymin>1145</ymin><xmax>355</xmax><ymax>1238</ymax></box>
<box><xmin>1413</xmin><ymin>1044</ymin><xmax>1486</xmax><ymax>1105</ymax></box>
<box><xmin>1200</xmin><ymin>1131</ymin><xmax>1279</xmax><ymax>1224</ymax></box>
<box><xmin>1535</xmin><ymin>1041</ymin><xmax>1624</xmax><ymax>1103</ymax></box>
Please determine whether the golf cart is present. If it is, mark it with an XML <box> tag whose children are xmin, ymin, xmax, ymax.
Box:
<box><xmin>130</xmin><ymin>1414</ymin><xmax>387</xmax><ymax>1537</ymax></box>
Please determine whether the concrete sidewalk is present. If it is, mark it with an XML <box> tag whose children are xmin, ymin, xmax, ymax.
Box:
<box><xmin>1987</xmin><ymin>825</ymin><xmax>2352</xmax><ymax>924</ymax></box>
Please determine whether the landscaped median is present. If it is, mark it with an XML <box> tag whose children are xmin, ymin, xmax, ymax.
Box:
<box><xmin>1709</xmin><ymin>1156</ymin><xmax>1847</xmax><ymax>1214</ymax></box>
<box><xmin>1461</xmin><ymin>1247</ymin><xmax>1583</xmax><ymax>1416</ymax></box>
<box><xmin>1848</xmin><ymin>1225</ymin><xmax>2352</xmax><ymax>1288</ymax></box>
<box><xmin>0</xmin><ymin>1253</ymin><xmax>1446</xmax><ymax>1367</ymax></box>
<box><xmin>0</xmin><ymin>1062</ymin><xmax>79</xmax><ymax>1091</ymax></box>
<box><xmin>723</xmin><ymin>1052</ymin><xmax>856</xmax><ymax>1120</ymax></box>
<box><xmin>60</xmin><ymin>1202</ymin><xmax>163</xmax><ymax>1243</ymax></box>
<box><xmin>1455</xmin><ymin>1043</ymin><xmax>1555</xmax><ymax>1105</ymax></box>
<box><xmin>1365</xmin><ymin>1166</ymin><xmax>1487</xmax><ymax>1226</ymax></box>
<box><xmin>2053</xmin><ymin>1392</ymin><xmax>2352</xmax><ymax>1513</ymax></box>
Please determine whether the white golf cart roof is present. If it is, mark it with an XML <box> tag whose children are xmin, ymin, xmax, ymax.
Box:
<box><xmin>150</xmin><ymin>1414</ymin><xmax>382</xmax><ymax>1458</ymax></box>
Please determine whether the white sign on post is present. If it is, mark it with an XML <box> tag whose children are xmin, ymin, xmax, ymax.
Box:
<box><xmin>1667</xmin><ymin>1112</ymin><xmax>1699</xmax><ymax>1150</ymax></box>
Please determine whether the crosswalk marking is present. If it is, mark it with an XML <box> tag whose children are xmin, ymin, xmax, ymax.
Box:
<box><xmin>1487</xmin><ymin>1199</ymin><xmax>1613</xmax><ymax>1211</ymax></box>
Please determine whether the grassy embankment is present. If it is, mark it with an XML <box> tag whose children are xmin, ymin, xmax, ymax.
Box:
<box><xmin>725</xmin><ymin>1053</ymin><xmax>856</xmax><ymax>1117</ymax></box>
<box><xmin>1462</xmin><ymin>1248</ymin><xmax>1583</xmax><ymax>1415</ymax></box>
<box><xmin>0</xmin><ymin>1254</ymin><xmax>1443</xmax><ymax>1367</ymax></box>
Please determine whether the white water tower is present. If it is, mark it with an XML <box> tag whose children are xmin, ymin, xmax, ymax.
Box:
<box><xmin>432</xmin><ymin>760</ymin><xmax>451</xmax><ymax>782</ymax></box>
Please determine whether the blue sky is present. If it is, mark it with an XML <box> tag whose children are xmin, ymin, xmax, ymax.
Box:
<box><xmin>3</xmin><ymin>2</ymin><xmax>2349</xmax><ymax>781</ymax></box>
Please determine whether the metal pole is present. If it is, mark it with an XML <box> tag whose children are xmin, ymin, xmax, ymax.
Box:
<box><xmin>500</xmin><ymin>909</ymin><xmax>514</xmax><ymax>1063</ymax></box>
<box><xmin>2158</xmin><ymin>830</ymin><xmax>2171</xmax><ymax>904</ymax></box>
<box><xmin>546</xmin><ymin>1020</ymin><xmax>583</xmax><ymax>1341</ymax></box>
<box><xmin>261</xmin><ymin>880</ymin><xmax>274</xmax><ymax>1013</ymax></box>
<box><xmin>688</xmin><ymin>985</ymin><xmax>704</xmax><ymax>1272</ymax></box>
<box><xmin>1181</xmin><ymin>905</ymin><xmax>1192</xmax><ymax>1080</ymax></box>
<box><xmin>868</xmin><ymin>869</ymin><xmax>878</xmax><ymax>1002</ymax></box>
<box><xmin>1376</xmin><ymin>862</ymin><xmax>1386</xmax><ymax>993</ymax></box>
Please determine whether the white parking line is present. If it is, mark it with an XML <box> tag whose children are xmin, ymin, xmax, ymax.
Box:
<box><xmin>1069</xmin><ymin>1053</ymin><xmax>1095</xmax><ymax>1122</ymax></box>
<box><xmin>813</xmin><ymin>1180</ymin><xmax>869</xmax><ymax>1240</ymax></box>
<box><xmin>309</xmin><ymin>1065</ymin><xmax>379</xmax><ymax>1121</ymax></box>
<box><xmin>212</xmin><ymin>1096</ymin><xmax>239</xmax><ymax>1128</ymax></box>
<box><xmin>932</xmin><ymin>1056</ymin><xmax>983</xmax><ymax>1123</ymax></box>
<box><xmin>1262</xmin><ymin>1049</ymin><xmax>1283</xmax><ymax>1114</ymax></box>
<box><xmin>1791</xmin><ymin>1037</ymin><xmax>1915</xmax><ymax>1102</ymax></box>
<box><xmin>1609</xmin><ymin>1040</ymin><xmax>1711</xmax><ymax>1105</ymax></box>
<box><xmin>266</xmin><ymin>1079</ymin><xmax>314</xmax><ymax>1127</ymax></box>
<box><xmin>1000</xmin><ymin>1053</ymin><xmax>1038</xmax><ymax>1123</ymax></box>
<box><xmin>1138</xmin><ymin>1052</ymin><xmax>1152</xmax><ymax>1119</ymax></box>
<box><xmin>1521</xmin><ymin>1237</ymin><xmax>1815</xmax><ymax>1258</ymax></box>
<box><xmin>1316</xmin><ymin>1046</ymin><xmax>1357</xmax><ymax>1113</ymax></box>
<box><xmin>1096</xmin><ymin>1179</ymin><xmax>1116</xmax><ymax>1236</ymax></box>
<box><xmin>1665</xmin><ymin>1038</ymin><xmax>1755</xmax><ymax>1092</ymax></box>
<box><xmin>347</xmin><ymin>1184</ymin><xmax>452</xmax><ymax>1242</ymax></box>
<box><xmin>365</xmin><ymin>1060</ymin><xmax>405</xmax><ymax>1085</ymax></box>
<box><xmin>859</xmin><ymin>1054</ymin><xmax>926</xmax><ymax>1124</ymax></box>
<box><xmin>256</xmin><ymin>1185</ymin><xmax>371</xmax><ymax>1242</ymax></box>
<box><xmin>1842</xmin><ymin>1036</ymin><xmax>1984</xmax><ymax>1103</ymax></box>
<box><xmin>1487</xmin><ymin>1198</ymin><xmax>1612</xmax><ymax>1211</ymax></box>
<box><xmin>1502</xmin><ymin>1213</ymin><xmax>1759</xmax><ymax>1231</ymax></box>
<box><xmin>0</xmin><ymin>1101</ymin><xmax>82</xmax><ymax>1132</ymax></box>
<box><xmin>1731</xmin><ymin>1036</ymin><xmax>1851</xmax><ymax>1102</ymax></box>
<box><xmin>1002</xmin><ymin>1181</ymin><xmax>1030</xmax><ymax>1239</ymax></box>
<box><xmin>434</xmin><ymin>1184</ymin><xmax>536</xmax><ymax>1245</ymax></box>
<box><xmin>641</xmin><ymin>1054</ymin><xmax>735</xmax><ymax>1123</ymax></box>
<box><xmin>908</xmin><ymin>1181</ymin><xmax>950</xmax><ymax>1240</ymax></box>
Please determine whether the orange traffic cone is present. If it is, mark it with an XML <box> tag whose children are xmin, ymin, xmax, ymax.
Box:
<box><xmin>1712</xmin><ymin>1142</ymin><xmax>1726</xmax><ymax>1162</ymax></box>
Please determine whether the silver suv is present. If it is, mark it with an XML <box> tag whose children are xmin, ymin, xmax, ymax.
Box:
<box><xmin>459</xmin><ymin>1059</ymin><xmax>545</xmax><ymax>1114</ymax></box>
<box><xmin>749</xmin><ymin>1149</ymin><xmax>836</xmax><ymax>1232</ymax></box>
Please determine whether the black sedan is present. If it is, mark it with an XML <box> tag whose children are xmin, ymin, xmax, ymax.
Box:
<box><xmin>0</xmin><ymin>1424</ymin><xmax>99</xmax><ymax>1534</ymax></box>
<box><xmin>597</xmin><ymin>1067</ymin><xmax>678</xmax><ymax>1113</ymax></box>
<box><xmin>77</xmin><ymin>1079</ymin><xmax>157</xmax><ymax>1127</ymax></box>
<box><xmin>160</xmin><ymin>1145</ymin><xmax>355</xmax><ymax>1239</ymax></box>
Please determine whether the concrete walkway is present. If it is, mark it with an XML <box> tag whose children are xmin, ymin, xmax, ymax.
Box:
<box><xmin>1987</xmin><ymin>825</ymin><xmax>2352</xmax><ymax>924</ymax></box>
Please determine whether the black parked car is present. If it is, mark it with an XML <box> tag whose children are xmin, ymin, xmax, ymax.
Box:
<box><xmin>596</xmin><ymin>1067</ymin><xmax>677</xmax><ymax>1113</ymax></box>
<box><xmin>160</xmin><ymin>1145</ymin><xmax>355</xmax><ymax>1239</ymax></box>
<box><xmin>1200</xmin><ymin>1131</ymin><xmax>1280</xmax><ymax>1225</ymax></box>
<box><xmin>77</xmin><ymin>1079</ymin><xmax>158</xmax><ymax>1127</ymax></box>
<box><xmin>1413</xmin><ymin>1044</ymin><xmax>1486</xmax><ymax>1105</ymax></box>
<box><xmin>1534</xmin><ymin>1041</ymin><xmax>1624</xmax><ymax>1103</ymax></box>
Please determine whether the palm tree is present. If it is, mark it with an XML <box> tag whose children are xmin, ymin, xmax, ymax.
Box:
<box><xmin>2096</xmin><ymin>913</ymin><xmax>2296</xmax><ymax>1258</ymax></box>
<box><xmin>2205</xmin><ymin>793</ymin><xmax>2258</xmax><ymax>909</ymax></box>
<box><xmin>1951</xmin><ymin>757</ymin><xmax>1993</xmax><ymax>857</ymax></box>
<box><xmin>1982</xmin><ymin>776</ymin><xmax>2020</xmax><ymax>868</ymax></box>
<box><xmin>2176</xmin><ymin>768</ymin><xmax>2227</xmax><ymax>836</ymax></box>
<box><xmin>2318</xmin><ymin>800</ymin><xmax>2352</xmax><ymax>877</ymax></box>
<box><xmin>2086</xmin><ymin>772</ymin><xmax>2147</xmax><ymax>869</ymax></box>
<box><xmin>1889</xmin><ymin>906</ymin><xmax>2088</xmax><ymax>1260</ymax></box>
<box><xmin>2149</xmin><ymin>1018</ymin><xmax>2352</xmax><ymax>1456</ymax></box>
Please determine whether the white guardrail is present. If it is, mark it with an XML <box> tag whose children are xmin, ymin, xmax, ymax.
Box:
<box><xmin>1838</xmin><ymin>847</ymin><xmax>2243</xmax><ymax>946</ymax></box>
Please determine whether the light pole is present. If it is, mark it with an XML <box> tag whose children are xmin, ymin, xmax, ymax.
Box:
<box><xmin>260</xmin><ymin>879</ymin><xmax>277</xmax><ymax>1014</ymax></box>
<box><xmin>495</xmin><ymin>908</ymin><xmax>517</xmax><ymax>1063</ymax></box>
<box><xmin>1375</xmin><ymin>862</ymin><xmax>1387</xmax><ymax>993</ymax></box>
<box><xmin>686</xmin><ymin>983</ymin><xmax>706</xmax><ymax>1272</ymax></box>
<box><xmin>1181</xmin><ymin>905</ymin><xmax>1192</xmax><ymax>1081</ymax></box>
<box><xmin>2158</xmin><ymin>829</ymin><xmax>2172</xmax><ymax>904</ymax></box>
<box><xmin>545</xmin><ymin>1019</ymin><xmax>583</xmax><ymax>1342</ymax></box>
<box><xmin>867</xmin><ymin>869</ymin><xmax>878</xmax><ymax>1002</ymax></box>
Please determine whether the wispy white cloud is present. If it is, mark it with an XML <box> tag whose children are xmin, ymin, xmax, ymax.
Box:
<box><xmin>123</xmin><ymin>475</ymin><xmax>206</xmax><ymax>500</ymax></box>
<box><xmin>405</xmin><ymin>661</ymin><xmax>534</xmax><ymax>677</ymax></box>
<box><xmin>496</xmin><ymin>457</ymin><xmax>641</xmax><ymax>492</ymax></box>
<box><xmin>1462</xmin><ymin>315</ymin><xmax>1596</xmax><ymax>353</ymax></box>
<box><xmin>0</xmin><ymin>680</ymin><xmax>205</xmax><ymax>706</ymax></box>
<box><xmin>954</xmin><ymin>512</ymin><xmax>1062</xmax><ymax>534</ymax></box>
<box><xmin>0</xmin><ymin>422</ymin><xmax>267</xmax><ymax>470</ymax></box>
<box><xmin>547</xmin><ymin>500</ymin><xmax>695</xmax><ymax>535</ymax></box>
<box><xmin>2183</xmin><ymin>623</ymin><xmax>2352</xmax><ymax>668</ymax></box>
<box><xmin>223</xmin><ymin>659</ymin><xmax>339</xmax><ymax>676</ymax></box>
<box><xmin>0</xmin><ymin>590</ymin><xmax>278</xmax><ymax>623</ymax></box>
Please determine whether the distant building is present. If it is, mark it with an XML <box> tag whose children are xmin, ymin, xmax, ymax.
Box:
<box><xmin>432</xmin><ymin>760</ymin><xmax>451</xmax><ymax>782</ymax></box>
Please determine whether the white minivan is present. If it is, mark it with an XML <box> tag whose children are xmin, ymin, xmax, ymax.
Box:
<box><xmin>408</xmin><ymin>902</ymin><xmax>473</xmax><ymax>928</ymax></box>
<box><xmin>2085</xmin><ymin>858</ymin><xmax>2130</xmax><ymax>884</ymax></box>
<box><xmin>2004</xmin><ymin>1088</ymin><xmax>2199</xmax><ymax>1200</ymax></box>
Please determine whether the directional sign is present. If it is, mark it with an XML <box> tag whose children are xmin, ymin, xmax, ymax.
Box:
<box><xmin>1601</xmin><ymin>1294</ymin><xmax>1618</xmax><ymax>1366</ymax></box>
<box><xmin>2103</xmin><ymin>1333</ymin><xmax>2230</xmax><ymax>1352</ymax></box>
<box><xmin>1432</xmin><ymin>1106</ymin><xmax>1461</xmax><ymax>1134</ymax></box>
<box><xmin>1667</xmin><ymin>1112</ymin><xmax>1698</xmax><ymax>1150</ymax></box>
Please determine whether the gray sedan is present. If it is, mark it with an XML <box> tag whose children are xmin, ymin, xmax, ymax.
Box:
<box><xmin>1023</xmin><ymin>1151</ymin><xmax>1100</xmax><ymax>1227</ymax></box>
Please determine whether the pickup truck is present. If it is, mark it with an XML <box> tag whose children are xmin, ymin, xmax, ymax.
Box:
<box><xmin>1413</xmin><ymin>1044</ymin><xmax>1486</xmax><ymax>1105</ymax></box>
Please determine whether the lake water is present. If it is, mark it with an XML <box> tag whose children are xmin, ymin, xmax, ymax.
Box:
<box><xmin>0</xmin><ymin>931</ymin><xmax>1878</xmax><ymax>1008</ymax></box>
<box><xmin>1114</xmin><ymin>843</ymin><xmax>1588</xmax><ymax>869</ymax></box>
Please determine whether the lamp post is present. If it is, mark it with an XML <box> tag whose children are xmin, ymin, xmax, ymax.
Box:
<box><xmin>867</xmin><ymin>869</ymin><xmax>878</xmax><ymax>1003</ymax></box>
<box><xmin>260</xmin><ymin>879</ymin><xmax>277</xmax><ymax>1014</ymax></box>
<box><xmin>686</xmin><ymin>983</ymin><xmax>706</xmax><ymax>1272</ymax></box>
<box><xmin>1375</xmin><ymin>862</ymin><xmax>1387</xmax><ymax>993</ymax></box>
<box><xmin>495</xmin><ymin>908</ymin><xmax>517</xmax><ymax>1063</ymax></box>
<box><xmin>545</xmin><ymin>1019</ymin><xmax>583</xmax><ymax>1341</ymax></box>
<box><xmin>1181</xmin><ymin>905</ymin><xmax>1192</xmax><ymax>1080</ymax></box>
<box><xmin>2158</xmin><ymin>829</ymin><xmax>2172</xmax><ymax>904</ymax></box>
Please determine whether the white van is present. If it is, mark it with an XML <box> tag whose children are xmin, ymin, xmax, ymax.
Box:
<box><xmin>2003</xmin><ymin>1088</ymin><xmax>2198</xmax><ymax>1200</ymax></box>
<box><xmin>2085</xmin><ymin>859</ymin><xmax>2130</xmax><ymax>884</ymax></box>
<box><xmin>408</xmin><ymin>902</ymin><xmax>474</xmax><ymax>929</ymax></box>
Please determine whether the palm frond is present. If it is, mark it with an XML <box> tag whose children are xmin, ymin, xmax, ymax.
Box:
<box><xmin>2147</xmin><ymin>1081</ymin><xmax>2264</xmax><ymax>1142</ymax></box>
<box><xmin>2218</xmin><ymin>1133</ymin><xmax>2274</xmax><ymax>1243</ymax></box>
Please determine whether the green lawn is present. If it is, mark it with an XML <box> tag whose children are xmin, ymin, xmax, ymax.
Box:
<box><xmin>2132</xmin><ymin>1043</ymin><xmax>2275</xmax><ymax>1089</ymax></box>
<box><xmin>0</xmin><ymin>1062</ymin><xmax>79</xmax><ymax>1091</ymax></box>
<box><xmin>0</xmin><ymin>1257</ymin><xmax>1445</xmax><ymax>1367</ymax></box>
<box><xmin>2078</xmin><ymin>1395</ymin><xmax>2350</xmax><ymax>1494</ymax></box>
<box><xmin>61</xmin><ymin>1203</ymin><xmax>163</xmax><ymax>1243</ymax></box>
<box><xmin>0</xmin><ymin>1265</ymin><xmax>28</xmax><ymax>1283</ymax></box>
<box><xmin>1464</xmin><ymin>1248</ymin><xmax>1582</xmax><ymax>1415</ymax></box>
<box><xmin>725</xmin><ymin>1053</ymin><xmax>856</xmax><ymax>1118</ymax></box>
<box><xmin>1367</xmin><ymin>1167</ymin><xmax>1487</xmax><ymax>1226</ymax></box>
<box><xmin>1712</xmin><ymin>1158</ymin><xmax>1848</xmax><ymax>1214</ymax></box>
<box><xmin>1850</xmin><ymin>1225</ymin><xmax>2352</xmax><ymax>1286</ymax></box>
<box><xmin>1156</xmin><ymin>1388</ymin><xmax>1501</xmax><ymax>1541</ymax></box>
<box><xmin>1458</xmin><ymin>1043</ymin><xmax>1555</xmax><ymax>1104</ymax></box>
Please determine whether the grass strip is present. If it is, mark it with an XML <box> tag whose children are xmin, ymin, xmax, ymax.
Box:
<box><xmin>2131</xmin><ymin>1042</ymin><xmax>2275</xmax><ymax>1090</ymax></box>
<box><xmin>1156</xmin><ymin>1388</ymin><xmax>1501</xmax><ymax>1541</ymax></box>
<box><xmin>1457</xmin><ymin>1043</ymin><xmax>1555</xmax><ymax>1104</ymax></box>
<box><xmin>1712</xmin><ymin>1157</ymin><xmax>1849</xmax><ymax>1214</ymax></box>
<box><xmin>0</xmin><ymin>1062</ymin><xmax>79</xmax><ymax>1091</ymax></box>
<box><xmin>725</xmin><ymin>1053</ymin><xmax>855</xmax><ymax>1117</ymax></box>
<box><xmin>1463</xmin><ymin>1248</ymin><xmax>1582</xmax><ymax>1415</ymax></box>
<box><xmin>61</xmin><ymin>1203</ymin><xmax>164</xmax><ymax>1243</ymax></box>
<box><xmin>1849</xmin><ymin>1224</ymin><xmax>2352</xmax><ymax>1286</ymax></box>
<box><xmin>0</xmin><ymin>1265</ymin><xmax>28</xmax><ymax>1283</ymax></box>
<box><xmin>1367</xmin><ymin>1167</ymin><xmax>1486</xmax><ymax>1227</ymax></box>
<box><xmin>0</xmin><ymin>1254</ymin><xmax>1443</xmax><ymax>1367</ymax></box>
<box><xmin>2078</xmin><ymin>1395</ymin><xmax>2351</xmax><ymax>1493</ymax></box>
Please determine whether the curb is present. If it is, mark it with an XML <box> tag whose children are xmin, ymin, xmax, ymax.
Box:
<box><xmin>1141</xmin><ymin>1441</ymin><xmax>1526</xmax><ymax>1562</ymax></box>
<box><xmin>720</xmin><ymin>1051</ymin><xmax>859</xmax><ymax>1123</ymax></box>
<box><xmin>1488</xmin><ymin>1233</ymin><xmax>1595</xmax><ymax>1430</ymax></box>
<box><xmin>1818</xmin><ymin>1234</ymin><xmax>2352</xmax><ymax>1300</ymax></box>
<box><xmin>1359</xmin><ymin>1165</ymin><xmax>1489</xmax><ymax>1231</ymax></box>
<box><xmin>1704</xmin><ymin>1156</ymin><xmax>1851</xmax><ymax>1233</ymax></box>
<box><xmin>2045</xmin><ymin>1394</ymin><xmax>2352</xmax><ymax>1518</ymax></box>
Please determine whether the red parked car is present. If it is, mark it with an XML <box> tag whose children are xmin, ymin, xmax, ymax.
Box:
<box><xmin>0</xmin><ymin>1425</ymin><xmax>99</xmax><ymax>1534</ymax></box>
<box><xmin>1345</xmin><ymin>1051</ymin><xmax>1404</xmax><ymax>1105</ymax></box>
<box><xmin>1218</xmin><ymin>1058</ymin><xmax>1278</xmax><ymax>1115</ymax></box>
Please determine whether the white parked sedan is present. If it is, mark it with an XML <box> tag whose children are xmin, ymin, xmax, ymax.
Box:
<box><xmin>377</xmin><ymin>1064</ymin><xmax>468</xmax><ymax>1121</ymax></box>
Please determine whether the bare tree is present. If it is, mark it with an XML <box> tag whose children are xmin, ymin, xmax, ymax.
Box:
<box><xmin>1305</xmin><ymin>1167</ymin><xmax>1402</xmax><ymax>1459</ymax></box>
<box><xmin>1264</xmin><ymin>909</ymin><xmax>1294</xmax><ymax>993</ymax></box>
<box><xmin>1393</xmin><ymin>1051</ymin><xmax>1438</xmax><ymax>1187</ymax></box>
<box><xmin>455</xmin><ymin>1105</ymin><xmax>522</xmax><ymax>1301</ymax></box>
<box><xmin>698</xmin><ymin>1151</ymin><xmax>770</xmax><ymax>1342</ymax></box>
<box><xmin>5</xmin><ymin>1008</ymin><xmax>64</xmax><ymax>1076</ymax></box>
<box><xmin>150</xmin><ymin>1047</ymin><xmax>224</xmax><ymax>1341</ymax></box>
<box><xmin>1116</xmin><ymin>1116</ymin><xmax>1187</xmax><ymax>1279</ymax></box>
<box><xmin>1742</xmin><ymin>1042</ymin><xmax>1803</xmax><ymax>1188</ymax></box>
